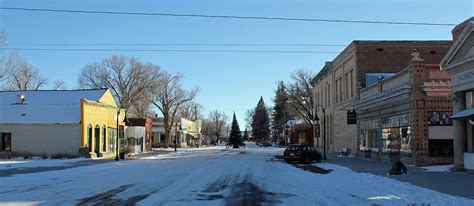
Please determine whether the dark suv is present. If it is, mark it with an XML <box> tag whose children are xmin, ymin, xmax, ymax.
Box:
<box><xmin>283</xmin><ymin>144</ymin><xmax>322</xmax><ymax>164</ymax></box>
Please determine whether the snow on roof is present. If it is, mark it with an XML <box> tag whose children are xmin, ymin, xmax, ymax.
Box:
<box><xmin>0</xmin><ymin>89</ymin><xmax>107</xmax><ymax>124</ymax></box>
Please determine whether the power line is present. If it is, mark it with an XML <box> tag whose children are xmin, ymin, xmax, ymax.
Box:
<box><xmin>2</xmin><ymin>48</ymin><xmax>341</xmax><ymax>53</ymax></box>
<box><xmin>5</xmin><ymin>43</ymin><xmax>347</xmax><ymax>47</ymax></box>
<box><xmin>0</xmin><ymin>7</ymin><xmax>457</xmax><ymax>26</ymax></box>
<box><xmin>2</xmin><ymin>47</ymin><xmax>448</xmax><ymax>55</ymax></box>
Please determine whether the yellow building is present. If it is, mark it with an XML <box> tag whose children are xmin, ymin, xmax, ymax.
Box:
<box><xmin>0</xmin><ymin>88</ymin><xmax>124</xmax><ymax>159</ymax></box>
<box><xmin>80</xmin><ymin>89</ymin><xmax>125</xmax><ymax>158</ymax></box>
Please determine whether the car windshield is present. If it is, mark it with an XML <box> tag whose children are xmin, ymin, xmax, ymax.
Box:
<box><xmin>286</xmin><ymin>145</ymin><xmax>303</xmax><ymax>151</ymax></box>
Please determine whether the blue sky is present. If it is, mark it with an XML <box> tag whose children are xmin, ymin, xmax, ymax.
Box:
<box><xmin>0</xmin><ymin>0</ymin><xmax>472</xmax><ymax>127</ymax></box>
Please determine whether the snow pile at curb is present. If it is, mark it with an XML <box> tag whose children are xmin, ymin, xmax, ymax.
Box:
<box><xmin>419</xmin><ymin>164</ymin><xmax>453</xmax><ymax>172</ymax></box>
<box><xmin>0</xmin><ymin>158</ymin><xmax>87</xmax><ymax>171</ymax></box>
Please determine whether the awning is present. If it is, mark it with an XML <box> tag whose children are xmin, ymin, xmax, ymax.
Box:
<box><xmin>451</xmin><ymin>108</ymin><xmax>474</xmax><ymax>119</ymax></box>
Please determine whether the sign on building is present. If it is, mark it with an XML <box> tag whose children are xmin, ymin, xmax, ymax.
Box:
<box><xmin>347</xmin><ymin>110</ymin><xmax>357</xmax><ymax>124</ymax></box>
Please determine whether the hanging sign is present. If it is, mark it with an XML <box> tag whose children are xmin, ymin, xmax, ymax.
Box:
<box><xmin>347</xmin><ymin>110</ymin><xmax>357</xmax><ymax>124</ymax></box>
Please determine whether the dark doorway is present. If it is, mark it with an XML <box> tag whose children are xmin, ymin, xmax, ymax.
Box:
<box><xmin>88</xmin><ymin>126</ymin><xmax>93</xmax><ymax>153</ymax></box>
<box><xmin>1</xmin><ymin>133</ymin><xmax>12</xmax><ymax>151</ymax></box>
<box><xmin>95</xmin><ymin>126</ymin><xmax>100</xmax><ymax>155</ymax></box>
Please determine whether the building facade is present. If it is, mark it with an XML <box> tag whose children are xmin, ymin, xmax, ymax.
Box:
<box><xmin>0</xmin><ymin>89</ymin><xmax>125</xmax><ymax>158</ymax></box>
<box><xmin>311</xmin><ymin>41</ymin><xmax>452</xmax><ymax>155</ymax></box>
<box><xmin>442</xmin><ymin>17</ymin><xmax>474</xmax><ymax>172</ymax></box>
<box><xmin>354</xmin><ymin>52</ymin><xmax>453</xmax><ymax>166</ymax></box>
<box><xmin>282</xmin><ymin>119</ymin><xmax>315</xmax><ymax>146</ymax></box>
<box><xmin>126</xmin><ymin>118</ymin><xmax>153</xmax><ymax>154</ymax></box>
<box><xmin>151</xmin><ymin>116</ymin><xmax>201</xmax><ymax>148</ymax></box>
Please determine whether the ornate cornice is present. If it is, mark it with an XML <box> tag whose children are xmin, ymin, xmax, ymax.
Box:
<box><xmin>419</xmin><ymin>80</ymin><xmax>451</xmax><ymax>97</ymax></box>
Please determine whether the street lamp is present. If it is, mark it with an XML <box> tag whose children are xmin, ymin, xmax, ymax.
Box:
<box><xmin>174</xmin><ymin>122</ymin><xmax>183</xmax><ymax>152</ymax></box>
<box><xmin>314</xmin><ymin>104</ymin><xmax>327</xmax><ymax>160</ymax></box>
<box><xmin>174</xmin><ymin>122</ymin><xmax>178</xmax><ymax>152</ymax></box>
<box><xmin>115</xmin><ymin>109</ymin><xmax>120</xmax><ymax>161</ymax></box>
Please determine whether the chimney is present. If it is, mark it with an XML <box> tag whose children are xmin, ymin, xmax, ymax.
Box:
<box><xmin>17</xmin><ymin>93</ymin><xmax>25</xmax><ymax>104</ymax></box>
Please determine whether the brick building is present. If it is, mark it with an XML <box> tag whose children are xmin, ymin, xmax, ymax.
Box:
<box><xmin>126</xmin><ymin>118</ymin><xmax>153</xmax><ymax>153</ymax></box>
<box><xmin>353</xmin><ymin>51</ymin><xmax>453</xmax><ymax>166</ymax></box>
<box><xmin>311</xmin><ymin>41</ymin><xmax>452</xmax><ymax>155</ymax></box>
<box><xmin>283</xmin><ymin>120</ymin><xmax>315</xmax><ymax>146</ymax></box>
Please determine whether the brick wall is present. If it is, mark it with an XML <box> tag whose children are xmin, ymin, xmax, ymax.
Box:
<box><xmin>411</xmin><ymin>63</ymin><xmax>453</xmax><ymax>166</ymax></box>
<box><xmin>312</xmin><ymin>40</ymin><xmax>452</xmax><ymax>157</ymax></box>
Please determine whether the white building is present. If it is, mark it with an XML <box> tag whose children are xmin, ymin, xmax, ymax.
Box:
<box><xmin>442</xmin><ymin>17</ymin><xmax>474</xmax><ymax>172</ymax></box>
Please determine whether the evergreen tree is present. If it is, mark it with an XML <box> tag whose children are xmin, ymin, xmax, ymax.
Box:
<box><xmin>251</xmin><ymin>97</ymin><xmax>270</xmax><ymax>142</ymax></box>
<box><xmin>272</xmin><ymin>81</ymin><xmax>290</xmax><ymax>134</ymax></box>
<box><xmin>243</xmin><ymin>128</ymin><xmax>249</xmax><ymax>141</ymax></box>
<box><xmin>229</xmin><ymin>112</ymin><xmax>242</xmax><ymax>148</ymax></box>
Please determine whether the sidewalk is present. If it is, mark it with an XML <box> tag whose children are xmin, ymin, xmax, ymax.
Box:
<box><xmin>325</xmin><ymin>152</ymin><xmax>474</xmax><ymax>199</ymax></box>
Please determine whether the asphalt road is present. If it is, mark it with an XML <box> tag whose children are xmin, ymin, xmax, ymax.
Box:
<box><xmin>0</xmin><ymin>146</ymin><xmax>472</xmax><ymax>206</ymax></box>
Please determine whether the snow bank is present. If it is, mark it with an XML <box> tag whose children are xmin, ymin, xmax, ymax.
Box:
<box><xmin>419</xmin><ymin>164</ymin><xmax>453</xmax><ymax>172</ymax></box>
<box><xmin>0</xmin><ymin>158</ymin><xmax>87</xmax><ymax>171</ymax></box>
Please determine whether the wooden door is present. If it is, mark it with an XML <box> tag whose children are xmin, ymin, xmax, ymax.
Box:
<box><xmin>2</xmin><ymin>133</ymin><xmax>12</xmax><ymax>151</ymax></box>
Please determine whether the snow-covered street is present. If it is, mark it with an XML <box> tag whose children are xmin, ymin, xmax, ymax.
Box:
<box><xmin>0</xmin><ymin>145</ymin><xmax>473</xmax><ymax>206</ymax></box>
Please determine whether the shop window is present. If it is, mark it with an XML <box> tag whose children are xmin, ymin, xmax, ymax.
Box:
<box><xmin>428</xmin><ymin>140</ymin><xmax>453</xmax><ymax>157</ymax></box>
<box><xmin>427</xmin><ymin>111</ymin><xmax>452</xmax><ymax>125</ymax></box>
<box><xmin>400</xmin><ymin>127</ymin><xmax>411</xmax><ymax>152</ymax></box>
<box><xmin>383</xmin><ymin>128</ymin><xmax>400</xmax><ymax>152</ymax></box>
<box><xmin>108</xmin><ymin>128</ymin><xmax>116</xmax><ymax>153</ymax></box>
<box><xmin>360</xmin><ymin>130</ymin><xmax>368</xmax><ymax>150</ymax></box>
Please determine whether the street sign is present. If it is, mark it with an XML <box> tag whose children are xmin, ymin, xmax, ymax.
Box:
<box><xmin>347</xmin><ymin>110</ymin><xmax>357</xmax><ymax>124</ymax></box>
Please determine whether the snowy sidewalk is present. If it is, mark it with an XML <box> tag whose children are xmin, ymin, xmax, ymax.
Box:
<box><xmin>326</xmin><ymin>152</ymin><xmax>474</xmax><ymax>199</ymax></box>
<box><xmin>0</xmin><ymin>158</ymin><xmax>112</xmax><ymax>177</ymax></box>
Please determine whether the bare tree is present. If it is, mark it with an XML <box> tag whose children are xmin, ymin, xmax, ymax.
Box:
<box><xmin>179</xmin><ymin>101</ymin><xmax>203</xmax><ymax>120</ymax></box>
<box><xmin>245</xmin><ymin>108</ymin><xmax>255</xmax><ymax>128</ymax></box>
<box><xmin>1</xmin><ymin>53</ymin><xmax>48</xmax><ymax>91</ymax></box>
<box><xmin>129</xmin><ymin>97</ymin><xmax>153</xmax><ymax>118</ymax></box>
<box><xmin>208</xmin><ymin>110</ymin><xmax>229</xmax><ymax>144</ymax></box>
<box><xmin>201</xmin><ymin>118</ymin><xmax>216</xmax><ymax>143</ymax></box>
<box><xmin>151</xmin><ymin>72</ymin><xmax>198</xmax><ymax>148</ymax></box>
<box><xmin>78</xmin><ymin>55</ymin><xmax>161</xmax><ymax>111</ymax></box>
<box><xmin>52</xmin><ymin>79</ymin><xmax>68</xmax><ymax>90</ymax></box>
<box><xmin>285</xmin><ymin>69</ymin><xmax>315</xmax><ymax>125</ymax></box>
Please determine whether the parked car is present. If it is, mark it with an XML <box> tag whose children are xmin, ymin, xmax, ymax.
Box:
<box><xmin>282</xmin><ymin>144</ymin><xmax>322</xmax><ymax>164</ymax></box>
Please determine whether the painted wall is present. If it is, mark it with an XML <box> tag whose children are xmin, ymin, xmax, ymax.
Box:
<box><xmin>125</xmin><ymin>126</ymin><xmax>145</xmax><ymax>153</ymax></box>
<box><xmin>80</xmin><ymin>90</ymin><xmax>124</xmax><ymax>158</ymax></box>
<box><xmin>0</xmin><ymin>124</ymin><xmax>80</xmax><ymax>155</ymax></box>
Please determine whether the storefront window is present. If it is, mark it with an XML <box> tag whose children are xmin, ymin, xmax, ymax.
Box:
<box><xmin>108</xmin><ymin>128</ymin><xmax>116</xmax><ymax>153</ymax></box>
<box><xmin>360</xmin><ymin>130</ymin><xmax>378</xmax><ymax>150</ymax></box>
<box><xmin>400</xmin><ymin>127</ymin><xmax>411</xmax><ymax>152</ymax></box>
<box><xmin>359</xmin><ymin>130</ymin><xmax>367</xmax><ymax>150</ymax></box>
<box><xmin>428</xmin><ymin>111</ymin><xmax>452</xmax><ymax>125</ymax></box>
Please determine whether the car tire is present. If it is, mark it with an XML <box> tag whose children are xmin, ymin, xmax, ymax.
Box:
<box><xmin>301</xmin><ymin>156</ymin><xmax>310</xmax><ymax>164</ymax></box>
<box><xmin>285</xmin><ymin>160</ymin><xmax>291</xmax><ymax>164</ymax></box>
<box><xmin>316</xmin><ymin>155</ymin><xmax>322</xmax><ymax>163</ymax></box>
